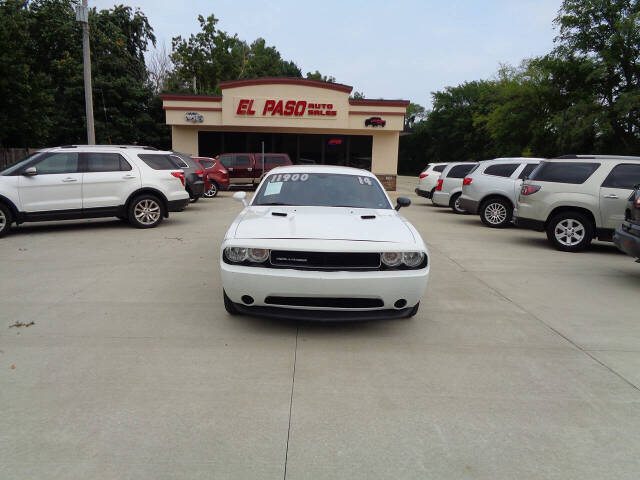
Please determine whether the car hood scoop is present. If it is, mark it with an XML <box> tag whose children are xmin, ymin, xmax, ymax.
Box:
<box><xmin>235</xmin><ymin>206</ymin><xmax>414</xmax><ymax>243</ymax></box>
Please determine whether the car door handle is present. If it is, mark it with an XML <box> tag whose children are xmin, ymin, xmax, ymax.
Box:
<box><xmin>228</xmin><ymin>167</ymin><xmax>234</xmax><ymax>171</ymax></box>
<box><xmin>122</xmin><ymin>174</ymin><xmax>136</xmax><ymax>179</ymax></box>
<box><xmin>247</xmin><ymin>167</ymin><xmax>252</xmax><ymax>171</ymax></box>
<box><xmin>603</xmin><ymin>194</ymin><xmax>619</xmax><ymax>199</ymax></box>
<box><xmin>62</xmin><ymin>177</ymin><xmax>78</xmax><ymax>182</ymax></box>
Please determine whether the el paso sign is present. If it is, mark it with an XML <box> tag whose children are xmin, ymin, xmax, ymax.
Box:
<box><xmin>235</xmin><ymin>97</ymin><xmax>337</xmax><ymax>118</ymax></box>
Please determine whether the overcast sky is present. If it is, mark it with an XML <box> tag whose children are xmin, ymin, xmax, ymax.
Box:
<box><xmin>92</xmin><ymin>0</ymin><xmax>562</xmax><ymax>107</ymax></box>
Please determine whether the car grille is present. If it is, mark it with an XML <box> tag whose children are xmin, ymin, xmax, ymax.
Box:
<box><xmin>264</xmin><ymin>296</ymin><xmax>384</xmax><ymax>308</ymax></box>
<box><xmin>269</xmin><ymin>250</ymin><xmax>381</xmax><ymax>270</ymax></box>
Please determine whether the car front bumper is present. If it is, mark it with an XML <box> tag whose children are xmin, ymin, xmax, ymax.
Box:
<box><xmin>221</xmin><ymin>263</ymin><xmax>429</xmax><ymax>320</ymax></box>
<box><xmin>614</xmin><ymin>222</ymin><xmax>640</xmax><ymax>259</ymax></box>
<box><xmin>432</xmin><ymin>191</ymin><xmax>450</xmax><ymax>207</ymax></box>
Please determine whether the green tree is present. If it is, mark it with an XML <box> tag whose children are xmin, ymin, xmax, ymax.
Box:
<box><xmin>554</xmin><ymin>0</ymin><xmax>640</xmax><ymax>152</ymax></box>
<box><xmin>305</xmin><ymin>70</ymin><xmax>336</xmax><ymax>83</ymax></box>
<box><xmin>404</xmin><ymin>102</ymin><xmax>426</xmax><ymax>130</ymax></box>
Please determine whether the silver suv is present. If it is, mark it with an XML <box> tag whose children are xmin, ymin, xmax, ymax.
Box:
<box><xmin>459</xmin><ymin>157</ymin><xmax>543</xmax><ymax>228</ymax></box>
<box><xmin>515</xmin><ymin>155</ymin><xmax>640</xmax><ymax>251</ymax></box>
<box><xmin>432</xmin><ymin>162</ymin><xmax>478</xmax><ymax>213</ymax></box>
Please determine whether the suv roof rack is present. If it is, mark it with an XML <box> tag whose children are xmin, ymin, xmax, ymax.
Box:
<box><xmin>55</xmin><ymin>144</ymin><xmax>158</xmax><ymax>150</ymax></box>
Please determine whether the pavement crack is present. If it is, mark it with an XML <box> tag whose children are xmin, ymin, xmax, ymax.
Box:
<box><xmin>429</xmin><ymin>243</ymin><xmax>640</xmax><ymax>393</ymax></box>
<box><xmin>283</xmin><ymin>326</ymin><xmax>299</xmax><ymax>480</ymax></box>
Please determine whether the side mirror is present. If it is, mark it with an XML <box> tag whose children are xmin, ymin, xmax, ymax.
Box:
<box><xmin>233</xmin><ymin>191</ymin><xmax>247</xmax><ymax>207</ymax></box>
<box><xmin>23</xmin><ymin>166</ymin><xmax>37</xmax><ymax>176</ymax></box>
<box><xmin>395</xmin><ymin>197</ymin><xmax>411</xmax><ymax>211</ymax></box>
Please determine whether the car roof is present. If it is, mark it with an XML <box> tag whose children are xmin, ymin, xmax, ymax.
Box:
<box><xmin>478</xmin><ymin>157</ymin><xmax>544</xmax><ymax>163</ymax></box>
<box><xmin>551</xmin><ymin>154</ymin><xmax>640</xmax><ymax>161</ymax></box>
<box><xmin>266</xmin><ymin>165</ymin><xmax>378</xmax><ymax>177</ymax></box>
<box><xmin>41</xmin><ymin>145</ymin><xmax>167</xmax><ymax>153</ymax></box>
<box><xmin>441</xmin><ymin>161</ymin><xmax>477</xmax><ymax>171</ymax></box>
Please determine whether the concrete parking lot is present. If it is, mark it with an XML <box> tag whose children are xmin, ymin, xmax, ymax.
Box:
<box><xmin>1</xmin><ymin>175</ymin><xmax>640</xmax><ymax>479</ymax></box>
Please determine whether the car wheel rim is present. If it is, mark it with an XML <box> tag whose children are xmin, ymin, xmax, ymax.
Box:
<box><xmin>454</xmin><ymin>198</ymin><xmax>463</xmax><ymax>212</ymax></box>
<box><xmin>0</xmin><ymin>210</ymin><xmax>5</xmax><ymax>231</ymax></box>
<box><xmin>554</xmin><ymin>219</ymin><xmax>585</xmax><ymax>246</ymax></box>
<box><xmin>204</xmin><ymin>184</ymin><xmax>217</xmax><ymax>197</ymax></box>
<box><xmin>134</xmin><ymin>199</ymin><xmax>161</xmax><ymax>225</ymax></box>
<box><xmin>485</xmin><ymin>203</ymin><xmax>507</xmax><ymax>224</ymax></box>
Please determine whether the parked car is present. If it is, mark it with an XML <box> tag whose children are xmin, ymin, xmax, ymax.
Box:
<box><xmin>0</xmin><ymin>145</ymin><xmax>190</xmax><ymax>236</ymax></box>
<box><xmin>459</xmin><ymin>157</ymin><xmax>543</xmax><ymax>228</ymax></box>
<box><xmin>432</xmin><ymin>162</ymin><xmax>478</xmax><ymax>213</ymax></box>
<box><xmin>193</xmin><ymin>157</ymin><xmax>229</xmax><ymax>198</ymax></box>
<box><xmin>515</xmin><ymin>155</ymin><xmax>640</xmax><ymax>252</ymax></box>
<box><xmin>365</xmin><ymin>117</ymin><xmax>386</xmax><ymax>127</ymax></box>
<box><xmin>415</xmin><ymin>163</ymin><xmax>449</xmax><ymax>200</ymax></box>
<box><xmin>217</xmin><ymin>153</ymin><xmax>292</xmax><ymax>187</ymax></box>
<box><xmin>220</xmin><ymin>166</ymin><xmax>429</xmax><ymax>320</ymax></box>
<box><xmin>613</xmin><ymin>185</ymin><xmax>640</xmax><ymax>261</ymax></box>
<box><xmin>170</xmin><ymin>152</ymin><xmax>206</xmax><ymax>202</ymax></box>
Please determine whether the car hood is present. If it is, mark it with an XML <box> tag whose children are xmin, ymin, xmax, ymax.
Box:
<box><xmin>233</xmin><ymin>206</ymin><xmax>415</xmax><ymax>243</ymax></box>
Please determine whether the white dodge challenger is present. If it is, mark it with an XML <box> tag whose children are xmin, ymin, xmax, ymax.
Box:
<box><xmin>220</xmin><ymin>166</ymin><xmax>429</xmax><ymax>320</ymax></box>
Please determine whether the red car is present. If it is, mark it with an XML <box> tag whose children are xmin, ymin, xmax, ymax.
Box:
<box><xmin>193</xmin><ymin>157</ymin><xmax>230</xmax><ymax>198</ymax></box>
<box><xmin>365</xmin><ymin>116</ymin><xmax>386</xmax><ymax>127</ymax></box>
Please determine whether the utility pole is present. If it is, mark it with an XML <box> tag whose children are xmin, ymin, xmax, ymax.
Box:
<box><xmin>76</xmin><ymin>0</ymin><xmax>95</xmax><ymax>144</ymax></box>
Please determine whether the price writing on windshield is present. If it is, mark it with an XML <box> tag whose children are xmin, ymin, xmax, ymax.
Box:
<box><xmin>270</xmin><ymin>173</ymin><xmax>309</xmax><ymax>182</ymax></box>
<box><xmin>357</xmin><ymin>176</ymin><xmax>373</xmax><ymax>185</ymax></box>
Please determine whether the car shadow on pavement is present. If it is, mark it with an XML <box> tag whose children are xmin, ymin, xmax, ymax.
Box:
<box><xmin>11</xmin><ymin>219</ymin><xmax>130</xmax><ymax>235</ymax></box>
<box><xmin>517</xmin><ymin>235</ymin><xmax>627</xmax><ymax>255</ymax></box>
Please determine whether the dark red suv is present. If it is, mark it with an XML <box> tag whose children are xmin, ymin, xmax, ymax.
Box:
<box><xmin>193</xmin><ymin>157</ymin><xmax>230</xmax><ymax>198</ymax></box>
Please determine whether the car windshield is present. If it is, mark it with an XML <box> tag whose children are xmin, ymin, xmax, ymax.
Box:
<box><xmin>253</xmin><ymin>172</ymin><xmax>392</xmax><ymax>209</ymax></box>
<box><xmin>1</xmin><ymin>152</ymin><xmax>43</xmax><ymax>175</ymax></box>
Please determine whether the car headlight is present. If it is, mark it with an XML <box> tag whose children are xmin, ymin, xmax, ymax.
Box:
<box><xmin>402</xmin><ymin>252</ymin><xmax>425</xmax><ymax>268</ymax></box>
<box><xmin>381</xmin><ymin>251</ymin><xmax>427</xmax><ymax>269</ymax></box>
<box><xmin>381</xmin><ymin>252</ymin><xmax>403</xmax><ymax>267</ymax></box>
<box><xmin>247</xmin><ymin>248</ymin><xmax>269</xmax><ymax>263</ymax></box>
<box><xmin>225</xmin><ymin>247</ymin><xmax>248</xmax><ymax>262</ymax></box>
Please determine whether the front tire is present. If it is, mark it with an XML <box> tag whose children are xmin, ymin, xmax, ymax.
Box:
<box><xmin>546</xmin><ymin>212</ymin><xmax>593</xmax><ymax>252</ymax></box>
<box><xmin>203</xmin><ymin>182</ymin><xmax>219</xmax><ymax>198</ymax></box>
<box><xmin>128</xmin><ymin>195</ymin><xmax>164</xmax><ymax>229</ymax></box>
<box><xmin>450</xmin><ymin>193</ymin><xmax>466</xmax><ymax>214</ymax></box>
<box><xmin>480</xmin><ymin>198</ymin><xmax>512</xmax><ymax>228</ymax></box>
<box><xmin>0</xmin><ymin>203</ymin><xmax>13</xmax><ymax>238</ymax></box>
<box><xmin>223</xmin><ymin>291</ymin><xmax>239</xmax><ymax>315</ymax></box>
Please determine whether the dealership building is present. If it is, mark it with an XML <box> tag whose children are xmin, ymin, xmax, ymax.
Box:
<box><xmin>160</xmin><ymin>78</ymin><xmax>409</xmax><ymax>190</ymax></box>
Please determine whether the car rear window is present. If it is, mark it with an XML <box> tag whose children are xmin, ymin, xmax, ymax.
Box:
<box><xmin>257</xmin><ymin>154</ymin><xmax>290</xmax><ymax>165</ymax></box>
<box><xmin>200</xmin><ymin>160</ymin><xmax>215</xmax><ymax>169</ymax></box>
<box><xmin>529</xmin><ymin>162</ymin><xmax>600</xmax><ymax>184</ymax></box>
<box><xmin>447</xmin><ymin>164</ymin><xmax>476</xmax><ymax>178</ymax></box>
<box><xmin>138</xmin><ymin>154</ymin><xmax>179</xmax><ymax>170</ymax></box>
<box><xmin>432</xmin><ymin>164</ymin><xmax>447</xmax><ymax>173</ymax></box>
<box><xmin>484</xmin><ymin>163</ymin><xmax>519</xmax><ymax>177</ymax></box>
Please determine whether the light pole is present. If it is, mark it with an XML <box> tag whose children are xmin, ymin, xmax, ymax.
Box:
<box><xmin>76</xmin><ymin>0</ymin><xmax>95</xmax><ymax>144</ymax></box>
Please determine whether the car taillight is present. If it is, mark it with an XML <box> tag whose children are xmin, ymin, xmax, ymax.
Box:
<box><xmin>419</xmin><ymin>173</ymin><xmax>429</xmax><ymax>179</ymax></box>
<box><xmin>636</xmin><ymin>196</ymin><xmax>640</xmax><ymax>208</ymax></box>
<box><xmin>463</xmin><ymin>177</ymin><xmax>472</xmax><ymax>185</ymax></box>
<box><xmin>521</xmin><ymin>185</ymin><xmax>541</xmax><ymax>196</ymax></box>
<box><xmin>195</xmin><ymin>169</ymin><xmax>204</xmax><ymax>176</ymax></box>
<box><xmin>171</xmin><ymin>171</ymin><xmax>185</xmax><ymax>186</ymax></box>
<box><xmin>435</xmin><ymin>179</ymin><xmax>443</xmax><ymax>191</ymax></box>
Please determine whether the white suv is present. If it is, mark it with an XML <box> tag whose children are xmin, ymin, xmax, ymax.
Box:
<box><xmin>432</xmin><ymin>162</ymin><xmax>478</xmax><ymax>213</ymax></box>
<box><xmin>415</xmin><ymin>163</ymin><xmax>449</xmax><ymax>201</ymax></box>
<box><xmin>459</xmin><ymin>157</ymin><xmax>543</xmax><ymax>228</ymax></box>
<box><xmin>0</xmin><ymin>145</ymin><xmax>190</xmax><ymax>237</ymax></box>
<box><xmin>515</xmin><ymin>155</ymin><xmax>640</xmax><ymax>251</ymax></box>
